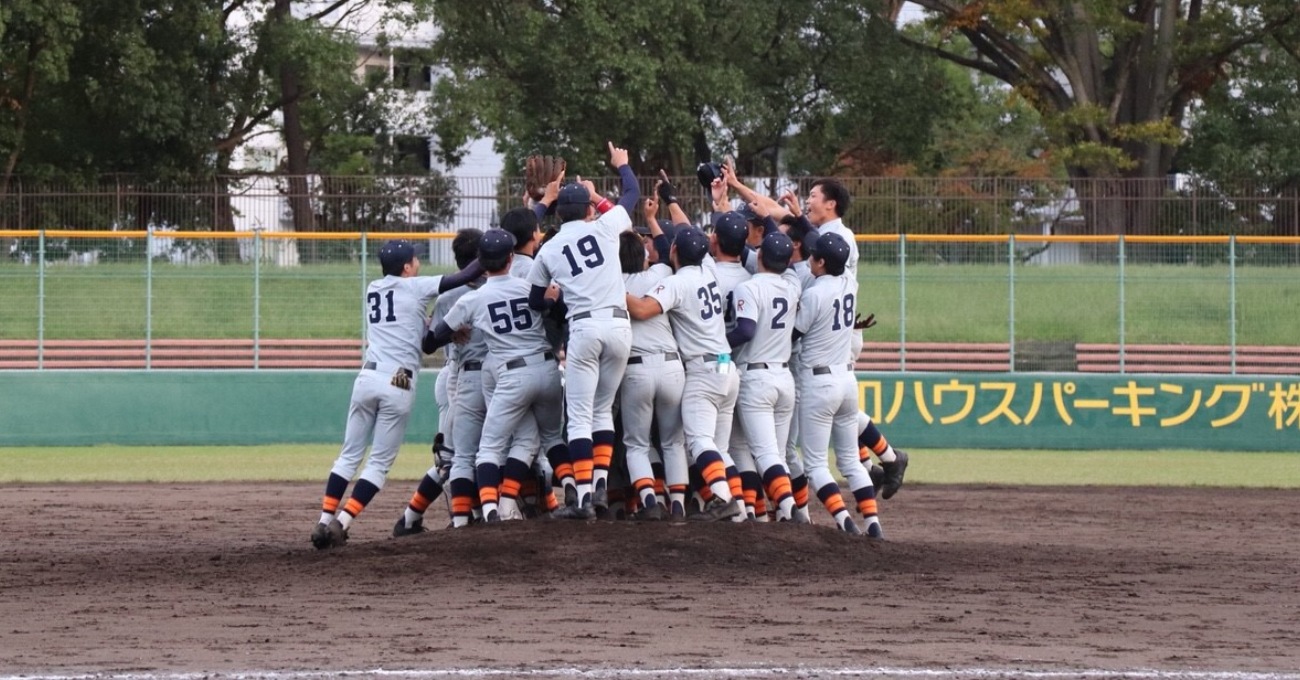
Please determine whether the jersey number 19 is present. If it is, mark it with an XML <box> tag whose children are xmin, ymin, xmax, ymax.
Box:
<box><xmin>561</xmin><ymin>235</ymin><xmax>605</xmax><ymax>276</ymax></box>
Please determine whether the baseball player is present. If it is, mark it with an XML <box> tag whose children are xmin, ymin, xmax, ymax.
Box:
<box><xmin>394</xmin><ymin>229</ymin><xmax>482</xmax><ymax>536</ymax></box>
<box><xmin>527</xmin><ymin>142</ymin><xmax>639</xmax><ymax>518</ymax></box>
<box><xmin>310</xmin><ymin>239</ymin><xmax>483</xmax><ymax>549</ymax></box>
<box><xmin>424</xmin><ymin>230</ymin><xmax>567</xmax><ymax>522</ymax></box>
<box><xmin>728</xmin><ymin>232</ymin><xmax>802</xmax><ymax>522</ymax></box>
<box><xmin>625</xmin><ymin>226</ymin><xmax>743</xmax><ymax>522</ymax></box>
<box><xmin>431</xmin><ymin>230</ymin><xmax>492</xmax><ymax>529</ymax></box>
<box><xmin>500</xmin><ymin>206</ymin><xmax>569</xmax><ymax>509</ymax></box>
<box><xmin>710</xmin><ymin>211</ymin><xmax>757</xmax><ymax>515</ymax></box>
<box><xmin>793</xmin><ymin>232</ymin><xmax>883</xmax><ymax>538</ymax></box>
<box><xmin>618</xmin><ymin>224</ymin><xmax>686</xmax><ymax>520</ymax></box>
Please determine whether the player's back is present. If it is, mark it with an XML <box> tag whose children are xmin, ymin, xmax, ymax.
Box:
<box><xmin>624</xmin><ymin>263</ymin><xmax>676</xmax><ymax>356</ymax></box>
<box><xmin>530</xmin><ymin>210</ymin><xmax>629</xmax><ymax>318</ymax></box>
<box><xmin>449</xmin><ymin>276</ymin><xmax>551</xmax><ymax>362</ymax></box>
<box><xmin>796</xmin><ymin>274</ymin><xmax>858</xmax><ymax>370</ymax></box>
<box><xmin>732</xmin><ymin>272</ymin><xmax>800</xmax><ymax>365</ymax></box>
<box><xmin>364</xmin><ymin>274</ymin><xmax>442</xmax><ymax>372</ymax></box>
<box><xmin>652</xmin><ymin>265</ymin><xmax>729</xmax><ymax>360</ymax></box>
<box><xmin>712</xmin><ymin>260</ymin><xmax>751</xmax><ymax>334</ymax></box>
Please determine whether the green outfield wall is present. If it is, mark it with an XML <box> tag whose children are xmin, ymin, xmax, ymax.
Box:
<box><xmin>0</xmin><ymin>371</ymin><xmax>440</xmax><ymax>446</ymax></box>
<box><xmin>1</xmin><ymin>371</ymin><xmax>1296</xmax><ymax>449</ymax></box>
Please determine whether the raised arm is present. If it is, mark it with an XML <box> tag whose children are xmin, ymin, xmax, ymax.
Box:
<box><xmin>609</xmin><ymin>142</ymin><xmax>639</xmax><ymax>213</ymax></box>
<box><xmin>438</xmin><ymin>260</ymin><xmax>485</xmax><ymax>293</ymax></box>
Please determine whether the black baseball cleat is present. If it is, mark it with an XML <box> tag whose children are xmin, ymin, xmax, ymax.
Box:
<box><xmin>869</xmin><ymin>464</ymin><xmax>885</xmax><ymax>490</ymax></box>
<box><xmin>865</xmin><ymin>521</ymin><xmax>885</xmax><ymax>540</ymax></box>
<box><xmin>689</xmin><ymin>497</ymin><xmax>743</xmax><ymax>522</ymax></box>
<box><xmin>635</xmin><ymin>503</ymin><xmax>667</xmax><ymax>521</ymax></box>
<box><xmin>310</xmin><ymin>522</ymin><xmax>332</xmax><ymax>550</ymax></box>
<box><xmin>326</xmin><ymin>518</ymin><xmax>348</xmax><ymax>547</ymax></box>
<box><xmin>551</xmin><ymin>503</ymin><xmax>596</xmax><ymax>520</ymax></box>
<box><xmin>840</xmin><ymin>517</ymin><xmax>862</xmax><ymax>535</ymax></box>
<box><xmin>563</xmin><ymin>485</ymin><xmax>578</xmax><ymax>508</ymax></box>
<box><xmin>484</xmin><ymin>509</ymin><xmax>501</xmax><ymax>523</ymax></box>
<box><xmin>392</xmin><ymin>516</ymin><xmax>426</xmax><ymax>537</ymax></box>
<box><xmin>592</xmin><ymin>480</ymin><xmax>609</xmax><ymax>513</ymax></box>
<box><xmin>880</xmin><ymin>449</ymin><xmax>910</xmax><ymax>499</ymax></box>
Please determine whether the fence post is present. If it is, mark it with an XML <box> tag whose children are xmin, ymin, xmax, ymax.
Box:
<box><xmin>253</xmin><ymin>229</ymin><xmax>262</xmax><ymax>370</ymax></box>
<box><xmin>359</xmin><ymin>232</ymin><xmax>368</xmax><ymax>361</ymax></box>
<box><xmin>1229</xmin><ymin>234</ymin><xmax>1237</xmax><ymax>374</ymax></box>
<box><xmin>145</xmin><ymin>225</ymin><xmax>154</xmax><ymax>370</ymax></box>
<box><xmin>37</xmin><ymin>228</ymin><xmax>46</xmax><ymax>370</ymax></box>
<box><xmin>898</xmin><ymin>233</ymin><xmax>907</xmax><ymax>372</ymax></box>
<box><xmin>1117</xmin><ymin>234</ymin><xmax>1126</xmax><ymax>374</ymax></box>
<box><xmin>1008</xmin><ymin>233</ymin><xmax>1016</xmax><ymax>372</ymax></box>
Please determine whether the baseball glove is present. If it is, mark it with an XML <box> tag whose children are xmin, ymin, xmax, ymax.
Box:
<box><xmin>525</xmin><ymin>154</ymin><xmax>566</xmax><ymax>201</ymax></box>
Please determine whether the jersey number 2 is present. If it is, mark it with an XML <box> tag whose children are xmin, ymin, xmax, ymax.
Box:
<box><xmin>367</xmin><ymin>291</ymin><xmax>395</xmax><ymax>323</ymax></box>
<box><xmin>561</xmin><ymin>235</ymin><xmax>605</xmax><ymax>276</ymax></box>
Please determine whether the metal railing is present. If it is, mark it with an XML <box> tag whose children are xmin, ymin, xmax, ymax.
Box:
<box><xmin>2</xmin><ymin>230</ymin><xmax>1298</xmax><ymax>373</ymax></box>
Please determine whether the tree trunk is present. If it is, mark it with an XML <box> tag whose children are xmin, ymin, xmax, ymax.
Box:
<box><xmin>273</xmin><ymin>0</ymin><xmax>316</xmax><ymax>264</ymax></box>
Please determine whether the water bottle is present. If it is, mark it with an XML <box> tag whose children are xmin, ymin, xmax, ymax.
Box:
<box><xmin>717</xmin><ymin>352</ymin><xmax>732</xmax><ymax>375</ymax></box>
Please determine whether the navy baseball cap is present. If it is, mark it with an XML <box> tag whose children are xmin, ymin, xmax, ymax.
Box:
<box><xmin>812</xmin><ymin>232</ymin><xmax>851</xmax><ymax>268</ymax></box>
<box><xmin>760</xmin><ymin>232</ymin><xmax>794</xmax><ymax>264</ymax></box>
<box><xmin>634</xmin><ymin>223</ymin><xmax>652</xmax><ymax>236</ymax></box>
<box><xmin>478</xmin><ymin>229</ymin><xmax>516</xmax><ymax>260</ymax></box>
<box><xmin>739</xmin><ymin>204</ymin><xmax>762</xmax><ymax>224</ymax></box>
<box><xmin>556</xmin><ymin>183</ymin><xmax>590</xmax><ymax>206</ymax></box>
<box><xmin>378</xmin><ymin>239</ymin><xmax>416</xmax><ymax>271</ymax></box>
<box><xmin>673</xmin><ymin>226</ymin><xmax>710</xmax><ymax>262</ymax></box>
<box><xmin>712</xmin><ymin>211</ymin><xmax>749</xmax><ymax>248</ymax></box>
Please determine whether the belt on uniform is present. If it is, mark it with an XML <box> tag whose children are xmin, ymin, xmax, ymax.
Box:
<box><xmin>746</xmin><ymin>362</ymin><xmax>788</xmax><ymax>370</ymax></box>
<box><xmin>460</xmin><ymin>360</ymin><xmax>483</xmax><ymax>372</ymax></box>
<box><xmin>362</xmin><ymin>361</ymin><xmax>413</xmax><ymax>378</ymax></box>
<box><xmin>811</xmin><ymin>363</ymin><xmax>853</xmax><ymax>375</ymax></box>
<box><xmin>627</xmin><ymin>351</ymin><xmax>680</xmax><ymax>365</ymax></box>
<box><xmin>504</xmin><ymin>351</ymin><xmax>556</xmax><ymax>370</ymax></box>
<box><xmin>571</xmin><ymin>308</ymin><xmax>630</xmax><ymax>321</ymax></box>
<box><xmin>697</xmin><ymin>353</ymin><xmax>719</xmax><ymax>362</ymax></box>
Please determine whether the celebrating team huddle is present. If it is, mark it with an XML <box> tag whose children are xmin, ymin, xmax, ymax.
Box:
<box><xmin>310</xmin><ymin>143</ymin><xmax>909</xmax><ymax>550</ymax></box>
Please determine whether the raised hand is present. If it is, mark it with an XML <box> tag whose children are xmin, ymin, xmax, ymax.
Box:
<box><xmin>608</xmin><ymin>141</ymin><xmax>630</xmax><ymax>169</ymax></box>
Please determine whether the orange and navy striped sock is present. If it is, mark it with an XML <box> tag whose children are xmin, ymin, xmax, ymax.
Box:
<box><xmin>623</xmin><ymin>486</ymin><xmax>638</xmax><ymax>514</ymax></box>
<box><xmin>852</xmin><ymin>485</ymin><xmax>879</xmax><ymax>519</ymax></box>
<box><xmin>762</xmin><ymin>465</ymin><xmax>794</xmax><ymax>506</ymax></box>
<box><xmin>859</xmin><ymin>420</ymin><xmax>896</xmax><ymax>463</ymax></box>
<box><xmin>319</xmin><ymin>472</ymin><xmax>349</xmax><ymax>524</ymax></box>
<box><xmin>816</xmin><ymin>481</ymin><xmax>847</xmax><ymax>516</ymax></box>
<box><xmin>476</xmin><ymin>462</ymin><xmax>501</xmax><ymax>514</ymax></box>
<box><xmin>634</xmin><ymin>477</ymin><xmax>657</xmax><ymax>510</ymax></box>
<box><xmin>448</xmin><ymin>478</ymin><xmax>475</xmax><ymax>526</ymax></box>
<box><xmin>569</xmin><ymin>438</ymin><xmax>594</xmax><ymax>503</ymax></box>
<box><xmin>791</xmin><ymin>474</ymin><xmax>810</xmax><ymax>509</ymax></box>
<box><xmin>500</xmin><ymin>459</ymin><xmax>531</xmax><ymax>501</ymax></box>
<box><xmin>695</xmin><ymin>451</ymin><xmax>730</xmax><ymax>500</ymax></box>
<box><xmin>592</xmin><ymin>431</ymin><xmax>615</xmax><ymax>490</ymax></box>
<box><xmin>739</xmin><ymin>470</ymin><xmax>761</xmax><ymax>517</ymax></box>
<box><xmin>544</xmin><ymin>488</ymin><xmax>560</xmax><ymax>512</ymax></box>
<box><xmin>668</xmin><ymin>484</ymin><xmax>688</xmax><ymax>516</ymax></box>
<box><xmin>726</xmin><ymin>466</ymin><xmax>743</xmax><ymax>503</ymax></box>
<box><xmin>407</xmin><ymin>474</ymin><xmax>444</xmax><ymax>515</ymax></box>
<box><xmin>547</xmin><ymin>444</ymin><xmax>575</xmax><ymax>489</ymax></box>
<box><xmin>339</xmin><ymin>478</ymin><xmax>381</xmax><ymax>529</ymax></box>
<box><xmin>754</xmin><ymin>492</ymin><xmax>769</xmax><ymax>520</ymax></box>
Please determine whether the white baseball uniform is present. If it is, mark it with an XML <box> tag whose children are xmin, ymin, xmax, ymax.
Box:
<box><xmin>733</xmin><ymin>270</ymin><xmax>802</xmax><ymax>519</ymax></box>
<box><xmin>647</xmin><ymin>264</ymin><xmax>738</xmax><ymax>504</ymax></box>
<box><xmin>332</xmin><ymin>273</ymin><xmax>444</xmax><ymax>490</ymax></box>
<box><xmin>620</xmin><ymin>263</ymin><xmax>687</xmax><ymax>512</ymax></box>
<box><xmin>794</xmin><ymin>272</ymin><xmax>874</xmax><ymax>515</ymax></box>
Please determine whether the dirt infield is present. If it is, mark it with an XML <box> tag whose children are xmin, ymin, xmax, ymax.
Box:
<box><xmin>1</xmin><ymin>483</ymin><xmax>1298</xmax><ymax>677</ymax></box>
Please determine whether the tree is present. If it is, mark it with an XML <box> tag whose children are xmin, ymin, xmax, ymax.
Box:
<box><xmin>1179</xmin><ymin>21</ymin><xmax>1300</xmax><ymax>238</ymax></box>
<box><xmin>899</xmin><ymin>0</ymin><xmax>1299</xmax><ymax>233</ymax></box>
<box><xmin>426</xmin><ymin>0</ymin><xmax>945</xmax><ymax>182</ymax></box>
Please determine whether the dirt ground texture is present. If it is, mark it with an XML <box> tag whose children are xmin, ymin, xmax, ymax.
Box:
<box><xmin>1</xmin><ymin>483</ymin><xmax>1298</xmax><ymax>678</ymax></box>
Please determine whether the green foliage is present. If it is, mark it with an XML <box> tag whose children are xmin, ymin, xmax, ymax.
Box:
<box><xmin>427</xmin><ymin>0</ymin><xmax>955</xmax><ymax>178</ymax></box>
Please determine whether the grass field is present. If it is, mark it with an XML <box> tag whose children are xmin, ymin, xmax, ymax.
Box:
<box><xmin>3</xmin><ymin>261</ymin><xmax>1299</xmax><ymax>344</ymax></box>
<box><xmin>1</xmin><ymin>445</ymin><xmax>1296</xmax><ymax>487</ymax></box>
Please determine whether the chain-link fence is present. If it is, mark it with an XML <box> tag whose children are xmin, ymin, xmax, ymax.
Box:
<box><xmin>2</xmin><ymin>229</ymin><xmax>1297</xmax><ymax>373</ymax></box>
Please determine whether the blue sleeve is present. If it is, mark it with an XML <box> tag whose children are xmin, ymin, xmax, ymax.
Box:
<box><xmin>762</xmin><ymin>216</ymin><xmax>780</xmax><ymax>236</ymax></box>
<box><xmin>533</xmin><ymin>201</ymin><xmax>549</xmax><ymax>221</ymax></box>
<box><xmin>790</xmin><ymin>328</ymin><xmax>804</xmax><ymax>344</ymax></box>
<box><xmin>529</xmin><ymin>284</ymin><xmax>556</xmax><ymax>311</ymax></box>
<box><xmin>653</xmin><ymin>234</ymin><xmax>671</xmax><ymax>265</ymax></box>
<box><xmin>727</xmin><ymin>317</ymin><xmax>757</xmax><ymax>349</ymax></box>
<box><xmin>615</xmin><ymin>164</ymin><xmax>640</xmax><ymax>214</ymax></box>
<box><xmin>439</xmin><ymin>260</ymin><xmax>484</xmax><ymax>293</ymax></box>
<box><xmin>422</xmin><ymin>321</ymin><xmax>455</xmax><ymax>354</ymax></box>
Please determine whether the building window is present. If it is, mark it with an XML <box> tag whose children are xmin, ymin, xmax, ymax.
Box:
<box><xmin>393</xmin><ymin>136</ymin><xmax>432</xmax><ymax>172</ymax></box>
